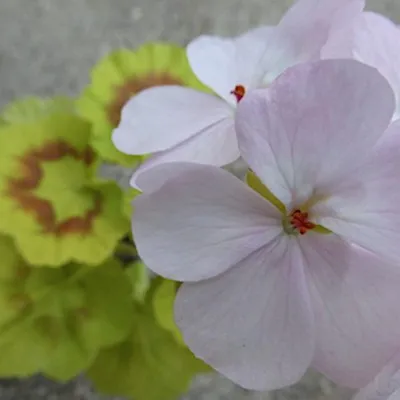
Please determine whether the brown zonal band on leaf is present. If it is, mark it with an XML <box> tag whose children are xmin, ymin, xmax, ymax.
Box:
<box><xmin>7</xmin><ymin>140</ymin><xmax>97</xmax><ymax>237</ymax></box>
<box><xmin>0</xmin><ymin>112</ymin><xmax>130</xmax><ymax>266</ymax></box>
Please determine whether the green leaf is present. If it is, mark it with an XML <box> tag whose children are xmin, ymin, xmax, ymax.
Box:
<box><xmin>123</xmin><ymin>188</ymin><xmax>141</xmax><ymax>219</ymax></box>
<box><xmin>88</xmin><ymin>304</ymin><xmax>209</xmax><ymax>400</ymax></box>
<box><xmin>42</xmin><ymin>318</ymin><xmax>95</xmax><ymax>381</ymax></box>
<box><xmin>0</xmin><ymin>235</ymin><xmax>34</xmax><ymax>327</ymax></box>
<box><xmin>0</xmin><ymin>316</ymin><xmax>55</xmax><ymax>377</ymax></box>
<box><xmin>0</xmin><ymin>111</ymin><xmax>129</xmax><ymax>266</ymax></box>
<box><xmin>0</xmin><ymin>235</ymin><xmax>30</xmax><ymax>282</ymax></box>
<box><xmin>41</xmin><ymin>260</ymin><xmax>134</xmax><ymax>380</ymax></box>
<box><xmin>125</xmin><ymin>261</ymin><xmax>150</xmax><ymax>302</ymax></box>
<box><xmin>76</xmin><ymin>261</ymin><xmax>134</xmax><ymax>347</ymax></box>
<box><xmin>152</xmin><ymin>279</ymin><xmax>184</xmax><ymax>344</ymax></box>
<box><xmin>0</xmin><ymin>238</ymin><xmax>134</xmax><ymax>380</ymax></box>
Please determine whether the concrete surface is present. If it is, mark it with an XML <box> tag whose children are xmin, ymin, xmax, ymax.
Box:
<box><xmin>1</xmin><ymin>0</ymin><xmax>399</xmax><ymax>109</ymax></box>
<box><xmin>0</xmin><ymin>0</ymin><xmax>399</xmax><ymax>398</ymax></box>
<box><xmin>0</xmin><ymin>372</ymin><xmax>353</xmax><ymax>400</ymax></box>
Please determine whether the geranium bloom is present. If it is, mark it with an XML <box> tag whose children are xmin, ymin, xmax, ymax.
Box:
<box><xmin>132</xmin><ymin>60</ymin><xmax>400</xmax><ymax>391</ymax></box>
<box><xmin>323</xmin><ymin>11</ymin><xmax>400</xmax><ymax>120</ymax></box>
<box><xmin>113</xmin><ymin>0</ymin><xmax>364</xmax><ymax>188</ymax></box>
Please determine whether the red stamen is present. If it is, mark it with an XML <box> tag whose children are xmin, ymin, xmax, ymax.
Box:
<box><xmin>290</xmin><ymin>210</ymin><xmax>316</xmax><ymax>235</ymax></box>
<box><xmin>230</xmin><ymin>85</ymin><xmax>246</xmax><ymax>103</ymax></box>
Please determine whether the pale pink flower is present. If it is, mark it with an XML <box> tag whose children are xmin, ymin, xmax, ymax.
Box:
<box><xmin>323</xmin><ymin>11</ymin><xmax>400</xmax><ymax>119</ymax></box>
<box><xmin>353</xmin><ymin>352</ymin><xmax>400</xmax><ymax>400</ymax></box>
<box><xmin>113</xmin><ymin>0</ymin><xmax>364</xmax><ymax>188</ymax></box>
<box><xmin>132</xmin><ymin>60</ymin><xmax>400</xmax><ymax>391</ymax></box>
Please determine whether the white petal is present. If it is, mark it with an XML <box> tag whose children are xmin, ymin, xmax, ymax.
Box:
<box><xmin>132</xmin><ymin>163</ymin><xmax>281</xmax><ymax>282</ymax></box>
<box><xmin>236</xmin><ymin>60</ymin><xmax>395</xmax><ymax>206</ymax></box>
<box><xmin>324</xmin><ymin>12</ymin><xmax>400</xmax><ymax>120</ymax></box>
<box><xmin>389</xmin><ymin>391</ymin><xmax>400</xmax><ymax>400</ymax></box>
<box><xmin>175</xmin><ymin>236</ymin><xmax>314</xmax><ymax>390</ymax></box>
<box><xmin>112</xmin><ymin>85</ymin><xmax>233</xmax><ymax>154</ymax></box>
<box><xmin>315</xmin><ymin>120</ymin><xmax>400</xmax><ymax>265</ymax></box>
<box><xmin>300</xmin><ymin>233</ymin><xmax>400</xmax><ymax>388</ymax></box>
<box><xmin>354</xmin><ymin>352</ymin><xmax>400</xmax><ymax>400</ymax></box>
<box><xmin>263</xmin><ymin>0</ymin><xmax>364</xmax><ymax>81</ymax></box>
<box><xmin>130</xmin><ymin>117</ymin><xmax>239</xmax><ymax>190</ymax></box>
<box><xmin>187</xmin><ymin>27</ymin><xmax>273</xmax><ymax>105</ymax></box>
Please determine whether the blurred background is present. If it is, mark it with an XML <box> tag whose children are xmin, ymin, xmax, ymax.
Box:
<box><xmin>0</xmin><ymin>0</ymin><xmax>399</xmax><ymax>398</ymax></box>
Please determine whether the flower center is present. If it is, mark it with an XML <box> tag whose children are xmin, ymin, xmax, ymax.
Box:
<box><xmin>245</xmin><ymin>170</ymin><xmax>332</xmax><ymax>236</ymax></box>
<box><xmin>284</xmin><ymin>209</ymin><xmax>316</xmax><ymax>236</ymax></box>
<box><xmin>290</xmin><ymin>210</ymin><xmax>316</xmax><ymax>235</ymax></box>
<box><xmin>230</xmin><ymin>85</ymin><xmax>246</xmax><ymax>103</ymax></box>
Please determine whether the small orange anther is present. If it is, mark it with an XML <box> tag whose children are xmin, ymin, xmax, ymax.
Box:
<box><xmin>231</xmin><ymin>85</ymin><xmax>246</xmax><ymax>103</ymax></box>
<box><xmin>290</xmin><ymin>210</ymin><xmax>316</xmax><ymax>235</ymax></box>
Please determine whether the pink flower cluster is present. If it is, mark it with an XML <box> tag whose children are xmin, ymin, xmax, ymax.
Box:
<box><xmin>114</xmin><ymin>0</ymin><xmax>400</xmax><ymax>397</ymax></box>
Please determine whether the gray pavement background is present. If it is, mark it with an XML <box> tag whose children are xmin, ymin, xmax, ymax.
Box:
<box><xmin>0</xmin><ymin>0</ymin><xmax>399</xmax><ymax>398</ymax></box>
<box><xmin>1</xmin><ymin>0</ymin><xmax>399</xmax><ymax>108</ymax></box>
